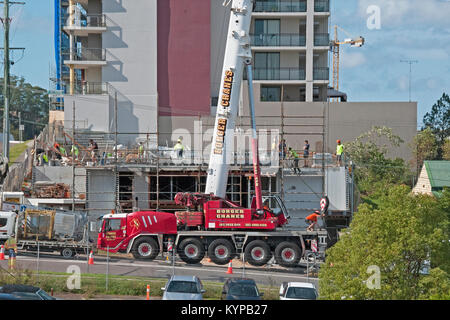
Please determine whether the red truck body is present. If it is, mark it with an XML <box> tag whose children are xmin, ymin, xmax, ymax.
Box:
<box><xmin>97</xmin><ymin>211</ymin><xmax>177</xmax><ymax>254</ymax></box>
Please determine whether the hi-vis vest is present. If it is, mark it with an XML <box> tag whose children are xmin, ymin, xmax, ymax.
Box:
<box><xmin>336</xmin><ymin>144</ymin><xmax>344</xmax><ymax>155</ymax></box>
<box><xmin>5</xmin><ymin>237</ymin><xmax>17</xmax><ymax>250</ymax></box>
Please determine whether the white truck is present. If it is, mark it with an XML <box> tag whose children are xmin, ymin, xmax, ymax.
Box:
<box><xmin>0</xmin><ymin>208</ymin><xmax>91</xmax><ymax>258</ymax></box>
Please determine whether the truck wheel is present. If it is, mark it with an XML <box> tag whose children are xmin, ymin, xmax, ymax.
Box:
<box><xmin>178</xmin><ymin>238</ymin><xmax>205</xmax><ymax>264</ymax></box>
<box><xmin>244</xmin><ymin>240</ymin><xmax>272</xmax><ymax>267</ymax></box>
<box><xmin>132</xmin><ymin>237</ymin><xmax>159</xmax><ymax>260</ymax></box>
<box><xmin>207</xmin><ymin>239</ymin><xmax>234</xmax><ymax>265</ymax></box>
<box><xmin>274</xmin><ymin>242</ymin><xmax>301</xmax><ymax>268</ymax></box>
<box><xmin>60</xmin><ymin>248</ymin><xmax>75</xmax><ymax>259</ymax></box>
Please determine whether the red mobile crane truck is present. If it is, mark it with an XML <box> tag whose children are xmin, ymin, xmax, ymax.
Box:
<box><xmin>97</xmin><ymin>0</ymin><xmax>328</xmax><ymax>268</ymax></box>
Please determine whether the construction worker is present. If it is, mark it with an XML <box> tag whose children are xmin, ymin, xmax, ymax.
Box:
<box><xmin>59</xmin><ymin>145</ymin><xmax>67</xmax><ymax>157</ymax></box>
<box><xmin>174</xmin><ymin>139</ymin><xmax>184</xmax><ymax>159</ymax></box>
<box><xmin>71</xmin><ymin>144</ymin><xmax>79</xmax><ymax>160</ymax></box>
<box><xmin>138</xmin><ymin>142</ymin><xmax>144</xmax><ymax>161</ymax></box>
<box><xmin>5</xmin><ymin>234</ymin><xmax>17</xmax><ymax>270</ymax></box>
<box><xmin>88</xmin><ymin>139</ymin><xmax>99</xmax><ymax>164</ymax></box>
<box><xmin>336</xmin><ymin>139</ymin><xmax>344</xmax><ymax>166</ymax></box>
<box><xmin>303</xmin><ymin>140</ymin><xmax>310</xmax><ymax>168</ymax></box>
<box><xmin>288</xmin><ymin>147</ymin><xmax>301</xmax><ymax>174</ymax></box>
<box><xmin>305</xmin><ymin>210</ymin><xmax>325</xmax><ymax>232</ymax></box>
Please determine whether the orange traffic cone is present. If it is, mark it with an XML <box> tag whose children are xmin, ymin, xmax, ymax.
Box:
<box><xmin>0</xmin><ymin>245</ymin><xmax>5</xmax><ymax>260</ymax></box>
<box><xmin>88</xmin><ymin>251</ymin><xmax>94</xmax><ymax>265</ymax></box>
<box><xmin>207</xmin><ymin>256</ymin><xmax>212</xmax><ymax>263</ymax></box>
<box><xmin>146</xmin><ymin>285</ymin><xmax>150</xmax><ymax>300</ymax></box>
<box><xmin>226</xmin><ymin>259</ymin><xmax>233</xmax><ymax>274</ymax></box>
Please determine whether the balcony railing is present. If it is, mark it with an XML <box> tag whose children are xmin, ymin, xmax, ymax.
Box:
<box><xmin>72</xmin><ymin>82</ymin><xmax>110</xmax><ymax>95</ymax></box>
<box><xmin>63</xmin><ymin>14</ymin><xmax>107</xmax><ymax>28</ymax></box>
<box><xmin>251</xmin><ymin>33</ymin><xmax>306</xmax><ymax>46</ymax></box>
<box><xmin>314</xmin><ymin>0</ymin><xmax>330</xmax><ymax>12</ymax></box>
<box><xmin>250</xmin><ymin>68</ymin><xmax>306</xmax><ymax>80</ymax></box>
<box><xmin>254</xmin><ymin>1</ymin><xmax>307</xmax><ymax>12</ymax></box>
<box><xmin>313</xmin><ymin>67</ymin><xmax>329</xmax><ymax>80</ymax></box>
<box><xmin>314</xmin><ymin>33</ymin><xmax>330</xmax><ymax>46</ymax></box>
<box><xmin>62</xmin><ymin>48</ymin><xmax>106</xmax><ymax>62</ymax></box>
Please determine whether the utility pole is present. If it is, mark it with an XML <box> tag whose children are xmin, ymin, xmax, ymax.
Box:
<box><xmin>400</xmin><ymin>59</ymin><xmax>418</xmax><ymax>102</ymax></box>
<box><xmin>1</xmin><ymin>0</ymin><xmax>25</xmax><ymax>160</ymax></box>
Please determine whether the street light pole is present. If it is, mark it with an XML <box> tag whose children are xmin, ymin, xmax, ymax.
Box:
<box><xmin>2</xmin><ymin>0</ymin><xmax>10</xmax><ymax>159</ymax></box>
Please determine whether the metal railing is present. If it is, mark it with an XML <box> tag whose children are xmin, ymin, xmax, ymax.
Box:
<box><xmin>313</xmin><ymin>67</ymin><xmax>329</xmax><ymax>80</ymax></box>
<box><xmin>250</xmin><ymin>68</ymin><xmax>306</xmax><ymax>80</ymax></box>
<box><xmin>314</xmin><ymin>0</ymin><xmax>330</xmax><ymax>12</ymax></box>
<box><xmin>254</xmin><ymin>1</ymin><xmax>307</xmax><ymax>12</ymax></box>
<box><xmin>62</xmin><ymin>14</ymin><xmax>107</xmax><ymax>28</ymax></box>
<box><xmin>250</xmin><ymin>33</ymin><xmax>306</xmax><ymax>46</ymax></box>
<box><xmin>314</xmin><ymin>33</ymin><xmax>330</xmax><ymax>46</ymax></box>
<box><xmin>72</xmin><ymin>82</ymin><xmax>110</xmax><ymax>95</ymax></box>
<box><xmin>62</xmin><ymin>48</ymin><xmax>106</xmax><ymax>62</ymax></box>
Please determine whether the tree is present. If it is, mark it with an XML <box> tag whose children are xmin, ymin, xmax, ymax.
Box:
<box><xmin>410</xmin><ymin>127</ymin><xmax>438</xmax><ymax>172</ymax></box>
<box><xmin>423</xmin><ymin>93</ymin><xmax>450</xmax><ymax>159</ymax></box>
<box><xmin>318</xmin><ymin>185</ymin><xmax>450</xmax><ymax>300</ymax></box>
<box><xmin>0</xmin><ymin>76</ymin><xmax>49</xmax><ymax>140</ymax></box>
<box><xmin>443</xmin><ymin>139</ymin><xmax>450</xmax><ymax>161</ymax></box>
<box><xmin>344</xmin><ymin>126</ymin><xmax>409</xmax><ymax>196</ymax></box>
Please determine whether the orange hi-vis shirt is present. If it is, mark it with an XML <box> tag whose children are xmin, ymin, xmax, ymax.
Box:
<box><xmin>306</xmin><ymin>213</ymin><xmax>320</xmax><ymax>222</ymax></box>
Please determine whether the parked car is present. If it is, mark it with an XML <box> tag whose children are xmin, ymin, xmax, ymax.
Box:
<box><xmin>279</xmin><ymin>282</ymin><xmax>318</xmax><ymax>300</ymax></box>
<box><xmin>161</xmin><ymin>275</ymin><xmax>205</xmax><ymax>300</ymax></box>
<box><xmin>0</xmin><ymin>284</ymin><xmax>56</xmax><ymax>300</ymax></box>
<box><xmin>0</xmin><ymin>293</ymin><xmax>20</xmax><ymax>300</ymax></box>
<box><xmin>221</xmin><ymin>278</ymin><xmax>263</xmax><ymax>300</ymax></box>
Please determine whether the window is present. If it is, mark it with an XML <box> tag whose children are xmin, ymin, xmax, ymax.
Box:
<box><xmin>0</xmin><ymin>218</ymin><xmax>7</xmax><ymax>228</ymax></box>
<box><xmin>167</xmin><ymin>281</ymin><xmax>200</xmax><ymax>294</ymax></box>
<box><xmin>261</xmin><ymin>86</ymin><xmax>281</xmax><ymax>101</ymax></box>
<box><xmin>104</xmin><ymin>219</ymin><xmax>122</xmax><ymax>232</ymax></box>
<box><xmin>228</xmin><ymin>283</ymin><xmax>259</xmax><ymax>297</ymax></box>
<box><xmin>254</xmin><ymin>52</ymin><xmax>280</xmax><ymax>80</ymax></box>
<box><xmin>285</xmin><ymin>287</ymin><xmax>317</xmax><ymax>299</ymax></box>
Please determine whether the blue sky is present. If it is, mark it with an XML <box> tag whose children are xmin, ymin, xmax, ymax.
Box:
<box><xmin>2</xmin><ymin>0</ymin><xmax>450</xmax><ymax>127</ymax></box>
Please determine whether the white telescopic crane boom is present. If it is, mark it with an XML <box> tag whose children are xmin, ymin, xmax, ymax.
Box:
<box><xmin>205</xmin><ymin>0</ymin><xmax>254</xmax><ymax>198</ymax></box>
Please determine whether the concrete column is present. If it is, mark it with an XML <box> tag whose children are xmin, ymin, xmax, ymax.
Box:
<box><xmin>305</xmin><ymin>0</ymin><xmax>314</xmax><ymax>102</ymax></box>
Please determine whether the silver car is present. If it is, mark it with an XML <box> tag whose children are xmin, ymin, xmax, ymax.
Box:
<box><xmin>161</xmin><ymin>275</ymin><xmax>205</xmax><ymax>300</ymax></box>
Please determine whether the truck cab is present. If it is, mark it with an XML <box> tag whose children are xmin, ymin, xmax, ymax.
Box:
<box><xmin>0</xmin><ymin>211</ymin><xmax>16</xmax><ymax>242</ymax></box>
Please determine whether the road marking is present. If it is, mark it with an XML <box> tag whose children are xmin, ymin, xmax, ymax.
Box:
<box><xmin>13</xmin><ymin>256</ymin><xmax>316</xmax><ymax>281</ymax></box>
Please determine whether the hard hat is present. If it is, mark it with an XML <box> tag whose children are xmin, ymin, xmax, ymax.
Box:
<box><xmin>177</xmin><ymin>139</ymin><xmax>181</xmax><ymax>143</ymax></box>
<box><xmin>314</xmin><ymin>210</ymin><xmax>321</xmax><ymax>214</ymax></box>
<box><xmin>337</xmin><ymin>139</ymin><xmax>341</xmax><ymax>143</ymax></box>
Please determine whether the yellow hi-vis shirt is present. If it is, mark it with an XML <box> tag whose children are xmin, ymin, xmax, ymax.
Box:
<box><xmin>336</xmin><ymin>144</ymin><xmax>344</xmax><ymax>155</ymax></box>
<box><xmin>5</xmin><ymin>237</ymin><xmax>17</xmax><ymax>250</ymax></box>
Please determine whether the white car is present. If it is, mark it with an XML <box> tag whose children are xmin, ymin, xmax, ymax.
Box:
<box><xmin>279</xmin><ymin>282</ymin><xmax>318</xmax><ymax>300</ymax></box>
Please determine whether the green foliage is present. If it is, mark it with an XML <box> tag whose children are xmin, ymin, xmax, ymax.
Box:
<box><xmin>319</xmin><ymin>185</ymin><xmax>450</xmax><ymax>300</ymax></box>
<box><xmin>410</xmin><ymin>127</ymin><xmax>439</xmax><ymax>170</ymax></box>
<box><xmin>0</xmin><ymin>75</ymin><xmax>49</xmax><ymax>140</ymax></box>
<box><xmin>443</xmin><ymin>139</ymin><xmax>450</xmax><ymax>161</ymax></box>
<box><xmin>423</xmin><ymin>93</ymin><xmax>450</xmax><ymax>159</ymax></box>
<box><xmin>344</xmin><ymin>126</ymin><xmax>410</xmax><ymax>196</ymax></box>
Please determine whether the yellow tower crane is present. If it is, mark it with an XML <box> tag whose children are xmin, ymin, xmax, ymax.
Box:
<box><xmin>330</xmin><ymin>25</ymin><xmax>365</xmax><ymax>101</ymax></box>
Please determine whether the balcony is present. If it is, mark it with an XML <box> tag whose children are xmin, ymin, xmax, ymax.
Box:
<box><xmin>251</xmin><ymin>33</ymin><xmax>306</xmax><ymax>47</ymax></box>
<box><xmin>314</xmin><ymin>0</ymin><xmax>330</xmax><ymax>12</ymax></box>
<box><xmin>314</xmin><ymin>33</ymin><xmax>330</xmax><ymax>47</ymax></box>
<box><xmin>69</xmin><ymin>82</ymin><xmax>110</xmax><ymax>95</ymax></box>
<box><xmin>254</xmin><ymin>1</ymin><xmax>307</xmax><ymax>13</ymax></box>
<box><xmin>62</xmin><ymin>14</ymin><xmax>107</xmax><ymax>36</ymax></box>
<box><xmin>313</xmin><ymin>67</ymin><xmax>329</xmax><ymax>80</ymax></box>
<box><xmin>63</xmin><ymin>48</ymin><xmax>107</xmax><ymax>69</ymax></box>
<box><xmin>250</xmin><ymin>68</ymin><xmax>306</xmax><ymax>81</ymax></box>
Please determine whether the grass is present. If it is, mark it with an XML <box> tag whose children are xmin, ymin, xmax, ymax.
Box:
<box><xmin>0</xmin><ymin>267</ymin><xmax>280</xmax><ymax>300</ymax></box>
<box><xmin>9</xmin><ymin>140</ymin><xmax>32</xmax><ymax>163</ymax></box>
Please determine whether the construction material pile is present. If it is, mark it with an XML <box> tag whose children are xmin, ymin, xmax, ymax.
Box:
<box><xmin>32</xmin><ymin>183</ymin><xmax>71</xmax><ymax>199</ymax></box>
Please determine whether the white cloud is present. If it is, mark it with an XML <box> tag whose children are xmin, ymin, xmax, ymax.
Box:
<box><xmin>358</xmin><ymin>0</ymin><xmax>450</xmax><ymax>27</ymax></box>
<box><xmin>341</xmin><ymin>52</ymin><xmax>367</xmax><ymax>68</ymax></box>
